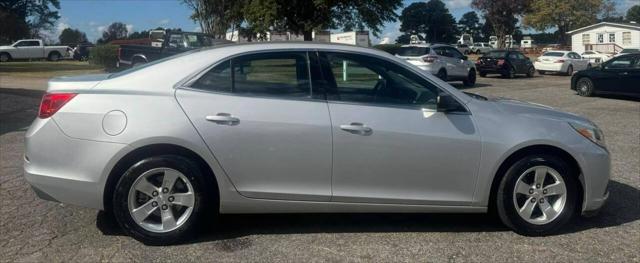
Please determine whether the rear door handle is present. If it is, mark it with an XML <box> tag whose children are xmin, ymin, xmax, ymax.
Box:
<box><xmin>205</xmin><ymin>113</ymin><xmax>239</xmax><ymax>125</ymax></box>
<box><xmin>340</xmin><ymin>122</ymin><xmax>372</xmax><ymax>135</ymax></box>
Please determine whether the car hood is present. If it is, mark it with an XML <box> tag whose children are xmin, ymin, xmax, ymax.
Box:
<box><xmin>0</xmin><ymin>45</ymin><xmax>14</xmax><ymax>50</ymax></box>
<box><xmin>491</xmin><ymin>97</ymin><xmax>590</xmax><ymax>123</ymax></box>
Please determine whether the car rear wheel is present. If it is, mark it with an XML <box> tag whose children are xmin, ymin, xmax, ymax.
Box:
<box><xmin>436</xmin><ymin>69</ymin><xmax>447</xmax><ymax>81</ymax></box>
<box><xmin>576</xmin><ymin>77</ymin><xmax>594</xmax><ymax>97</ymax></box>
<box><xmin>112</xmin><ymin>155</ymin><xmax>209</xmax><ymax>245</ymax></box>
<box><xmin>496</xmin><ymin>154</ymin><xmax>578</xmax><ymax>236</ymax></box>
<box><xmin>463</xmin><ymin>70</ymin><xmax>476</xmax><ymax>87</ymax></box>
<box><xmin>0</xmin><ymin>53</ymin><xmax>10</xmax><ymax>62</ymax></box>
<box><xmin>566</xmin><ymin>65</ymin><xmax>573</xmax><ymax>76</ymax></box>
<box><xmin>48</xmin><ymin>52</ymin><xmax>60</xmax><ymax>62</ymax></box>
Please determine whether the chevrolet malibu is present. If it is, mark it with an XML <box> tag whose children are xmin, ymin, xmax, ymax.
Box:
<box><xmin>24</xmin><ymin>42</ymin><xmax>610</xmax><ymax>245</ymax></box>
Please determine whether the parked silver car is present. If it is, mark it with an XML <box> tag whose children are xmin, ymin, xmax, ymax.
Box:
<box><xmin>24</xmin><ymin>42</ymin><xmax>610</xmax><ymax>244</ymax></box>
<box><xmin>395</xmin><ymin>43</ymin><xmax>477</xmax><ymax>87</ymax></box>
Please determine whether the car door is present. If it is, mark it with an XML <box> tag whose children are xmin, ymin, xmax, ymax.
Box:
<box><xmin>445</xmin><ymin>47</ymin><xmax>468</xmax><ymax>77</ymax></box>
<box><xmin>432</xmin><ymin>46</ymin><xmax>455</xmax><ymax>77</ymax></box>
<box><xmin>175</xmin><ymin>51</ymin><xmax>333</xmax><ymax>201</ymax></box>
<box><xmin>570</xmin><ymin>52</ymin><xmax>589</xmax><ymax>70</ymax></box>
<box><xmin>18</xmin><ymin>41</ymin><xmax>41</xmax><ymax>59</ymax></box>
<box><xmin>597</xmin><ymin>55</ymin><xmax>637</xmax><ymax>94</ymax></box>
<box><xmin>507</xmin><ymin>52</ymin><xmax>523</xmax><ymax>73</ymax></box>
<box><xmin>318</xmin><ymin>51</ymin><xmax>482</xmax><ymax>205</ymax></box>
<box><xmin>10</xmin><ymin>40</ymin><xmax>28</xmax><ymax>58</ymax></box>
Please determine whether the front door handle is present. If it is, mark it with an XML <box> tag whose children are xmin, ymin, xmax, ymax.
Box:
<box><xmin>340</xmin><ymin>122</ymin><xmax>372</xmax><ymax>135</ymax></box>
<box><xmin>206</xmin><ymin>113</ymin><xmax>239</xmax><ymax>125</ymax></box>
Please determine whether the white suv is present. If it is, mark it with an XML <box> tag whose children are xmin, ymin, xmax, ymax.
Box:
<box><xmin>395</xmin><ymin>44</ymin><xmax>477</xmax><ymax>87</ymax></box>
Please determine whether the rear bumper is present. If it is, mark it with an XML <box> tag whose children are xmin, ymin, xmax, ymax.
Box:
<box><xmin>534</xmin><ymin>62</ymin><xmax>563</xmax><ymax>72</ymax></box>
<box><xmin>23</xmin><ymin>118</ymin><xmax>130</xmax><ymax>210</ymax></box>
<box><xmin>477</xmin><ymin>65</ymin><xmax>507</xmax><ymax>74</ymax></box>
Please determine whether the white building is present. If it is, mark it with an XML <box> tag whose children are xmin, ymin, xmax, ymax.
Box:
<box><xmin>567</xmin><ymin>22</ymin><xmax>640</xmax><ymax>54</ymax></box>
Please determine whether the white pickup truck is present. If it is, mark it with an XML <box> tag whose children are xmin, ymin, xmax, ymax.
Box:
<box><xmin>0</xmin><ymin>39</ymin><xmax>69</xmax><ymax>62</ymax></box>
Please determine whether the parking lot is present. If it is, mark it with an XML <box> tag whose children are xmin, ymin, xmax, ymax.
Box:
<box><xmin>1</xmin><ymin>71</ymin><xmax>639</xmax><ymax>262</ymax></box>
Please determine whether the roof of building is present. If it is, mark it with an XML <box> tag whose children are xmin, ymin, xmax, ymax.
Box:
<box><xmin>567</xmin><ymin>22</ymin><xmax>640</xmax><ymax>34</ymax></box>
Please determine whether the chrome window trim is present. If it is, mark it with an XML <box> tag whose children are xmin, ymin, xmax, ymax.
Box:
<box><xmin>175</xmin><ymin>47</ymin><xmax>470</xmax><ymax>114</ymax></box>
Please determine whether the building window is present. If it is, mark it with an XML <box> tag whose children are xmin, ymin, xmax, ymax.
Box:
<box><xmin>597</xmin><ymin>33</ymin><xmax>604</xmax><ymax>43</ymax></box>
<box><xmin>623</xmin><ymin>32</ymin><xmax>632</xmax><ymax>45</ymax></box>
<box><xmin>582</xmin><ymin>34</ymin><xmax>590</xmax><ymax>44</ymax></box>
<box><xmin>609</xmin><ymin>33</ymin><xmax>615</xmax><ymax>43</ymax></box>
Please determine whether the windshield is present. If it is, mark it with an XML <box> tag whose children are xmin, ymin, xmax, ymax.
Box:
<box><xmin>542</xmin><ymin>52</ymin><xmax>565</xmax><ymax>57</ymax></box>
<box><xmin>396</xmin><ymin>47</ymin><xmax>430</xmax><ymax>56</ymax></box>
<box><xmin>485</xmin><ymin>51</ymin><xmax>507</xmax><ymax>58</ymax></box>
<box><xmin>108</xmin><ymin>48</ymin><xmax>202</xmax><ymax>78</ymax></box>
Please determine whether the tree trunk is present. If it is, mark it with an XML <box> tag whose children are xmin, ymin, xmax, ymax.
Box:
<box><xmin>303</xmin><ymin>30</ymin><xmax>313</xmax><ymax>41</ymax></box>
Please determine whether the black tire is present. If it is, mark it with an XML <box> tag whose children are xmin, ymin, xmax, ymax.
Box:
<box><xmin>526</xmin><ymin>67</ymin><xmax>535</xmax><ymax>78</ymax></box>
<box><xmin>0</xmin><ymin>52</ymin><xmax>11</xmax><ymax>62</ymax></box>
<box><xmin>496</xmin><ymin>154</ymin><xmax>579</xmax><ymax>236</ymax></box>
<box><xmin>48</xmin><ymin>52</ymin><xmax>61</xmax><ymax>62</ymax></box>
<box><xmin>566</xmin><ymin>65</ymin><xmax>573</xmax><ymax>76</ymax></box>
<box><xmin>463</xmin><ymin>70</ymin><xmax>476</xmax><ymax>87</ymax></box>
<box><xmin>538</xmin><ymin>70</ymin><xmax>546</xmax><ymax>75</ymax></box>
<box><xmin>436</xmin><ymin>69</ymin><xmax>447</xmax><ymax>81</ymax></box>
<box><xmin>576</xmin><ymin>77</ymin><xmax>594</xmax><ymax>97</ymax></box>
<box><xmin>112</xmin><ymin>155</ymin><xmax>211</xmax><ymax>245</ymax></box>
<box><xmin>479</xmin><ymin>71</ymin><xmax>487</xmax><ymax>77</ymax></box>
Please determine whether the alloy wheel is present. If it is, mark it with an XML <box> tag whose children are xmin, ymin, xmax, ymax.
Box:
<box><xmin>512</xmin><ymin>166</ymin><xmax>567</xmax><ymax>225</ymax></box>
<box><xmin>127</xmin><ymin>167</ymin><xmax>195</xmax><ymax>233</ymax></box>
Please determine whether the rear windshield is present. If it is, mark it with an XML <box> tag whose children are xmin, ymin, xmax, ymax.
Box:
<box><xmin>396</xmin><ymin>47</ymin><xmax>430</xmax><ymax>56</ymax></box>
<box><xmin>485</xmin><ymin>51</ymin><xmax>507</xmax><ymax>58</ymax></box>
<box><xmin>542</xmin><ymin>52</ymin><xmax>565</xmax><ymax>57</ymax></box>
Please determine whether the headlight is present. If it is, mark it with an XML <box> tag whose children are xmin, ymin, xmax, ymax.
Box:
<box><xmin>569</xmin><ymin>121</ymin><xmax>605</xmax><ymax>148</ymax></box>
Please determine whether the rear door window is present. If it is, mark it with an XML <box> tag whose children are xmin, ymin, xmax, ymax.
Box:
<box><xmin>191</xmin><ymin>52</ymin><xmax>311</xmax><ymax>98</ymax></box>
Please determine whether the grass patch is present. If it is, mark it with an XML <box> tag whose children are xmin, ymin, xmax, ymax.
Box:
<box><xmin>0</xmin><ymin>61</ymin><xmax>104</xmax><ymax>78</ymax></box>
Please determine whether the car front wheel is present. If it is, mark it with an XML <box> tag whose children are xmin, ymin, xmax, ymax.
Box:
<box><xmin>112</xmin><ymin>155</ymin><xmax>209</xmax><ymax>245</ymax></box>
<box><xmin>496</xmin><ymin>154</ymin><xmax>578</xmax><ymax>236</ymax></box>
<box><xmin>576</xmin><ymin>77</ymin><xmax>594</xmax><ymax>97</ymax></box>
<box><xmin>463</xmin><ymin>70</ymin><xmax>476</xmax><ymax>87</ymax></box>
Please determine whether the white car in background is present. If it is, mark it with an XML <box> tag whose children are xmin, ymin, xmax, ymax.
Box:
<box><xmin>470</xmin><ymin>42</ymin><xmax>492</xmax><ymax>54</ymax></box>
<box><xmin>534</xmin><ymin>51</ymin><xmax>591</xmax><ymax>75</ymax></box>
<box><xmin>395</xmin><ymin>43</ymin><xmax>477</xmax><ymax>87</ymax></box>
<box><xmin>0</xmin><ymin>39</ymin><xmax>69</xmax><ymax>62</ymax></box>
<box><xmin>581</xmin><ymin>51</ymin><xmax>612</xmax><ymax>65</ymax></box>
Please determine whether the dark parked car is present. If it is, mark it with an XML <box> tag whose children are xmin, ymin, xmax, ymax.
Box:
<box><xmin>476</xmin><ymin>50</ymin><xmax>535</xmax><ymax>78</ymax></box>
<box><xmin>71</xmin><ymin>42</ymin><xmax>94</xmax><ymax>61</ymax></box>
<box><xmin>571</xmin><ymin>53</ymin><xmax>640</xmax><ymax>97</ymax></box>
<box><xmin>117</xmin><ymin>30</ymin><xmax>232</xmax><ymax>68</ymax></box>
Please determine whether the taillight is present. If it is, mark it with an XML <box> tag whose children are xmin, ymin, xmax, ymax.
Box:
<box><xmin>38</xmin><ymin>92</ymin><xmax>77</xmax><ymax>119</ymax></box>
<box><xmin>555</xmin><ymin>59</ymin><xmax>565</xmax><ymax>63</ymax></box>
<box><xmin>423</xmin><ymin>56</ymin><xmax>437</xmax><ymax>63</ymax></box>
<box><xmin>497</xmin><ymin>59</ymin><xmax>505</xmax><ymax>66</ymax></box>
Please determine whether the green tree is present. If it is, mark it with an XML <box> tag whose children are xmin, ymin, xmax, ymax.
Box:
<box><xmin>479</xmin><ymin>17</ymin><xmax>493</xmax><ymax>42</ymax></box>
<box><xmin>244</xmin><ymin>0</ymin><xmax>402</xmax><ymax>41</ymax></box>
<box><xmin>458</xmin><ymin>11</ymin><xmax>481</xmax><ymax>41</ymax></box>
<box><xmin>627</xmin><ymin>5</ymin><xmax>640</xmax><ymax>22</ymax></box>
<box><xmin>398</xmin><ymin>0</ymin><xmax>458</xmax><ymax>43</ymax></box>
<box><xmin>98</xmin><ymin>22</ymin><xmax>128</xmax><ymax>44</ymax></box>
<box><xmin>58</xmin><ymin>28</ymin><xmax>87</xmax><ymax>44</ymax></box>
<box><xmin>182</xmin><ymin>0</ymin><xmax>245</xmax><ymax>39</ymax></box>
<box><xmin>472</xmin><ymin>0</ymin><xmax>528</xmax><ymax>48</ymax></box>
<box><xmin>522</xmin><ymin>0</ymin><xmax>611</xmax><ymax>45</ymax></box>
<box><xmin>0</xmin><ymin>0</ymin><xmax>60</xmax><ymax>43</ymax></box>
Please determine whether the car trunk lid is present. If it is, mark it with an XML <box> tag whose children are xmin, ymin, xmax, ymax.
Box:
<box><xmin>47</xmin><ymin>73</ymin><xmax>110</xmax><ymax>92</ymax></box>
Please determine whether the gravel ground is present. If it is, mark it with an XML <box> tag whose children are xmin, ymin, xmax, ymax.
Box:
<box><xmin>0</xmin><ymin>73</ymin><xmax>639</xmax><ymax>262</ymax></box>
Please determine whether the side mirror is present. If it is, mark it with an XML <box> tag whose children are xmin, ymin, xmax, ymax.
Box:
<box><xmin>437</xmin><ymin>93</ymin><xmax>463</xmax><ymax>113</ymax></box>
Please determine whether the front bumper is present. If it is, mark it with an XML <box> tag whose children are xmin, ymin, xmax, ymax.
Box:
<box><xmin>576</xmin><ymin>142</ymin><xmax>611</xmax><ymax>215</ymax></box>
<box><xmin>23</xmin><ymin>118</ymin><xmax>130</xmax><ymax>210</ymax></box>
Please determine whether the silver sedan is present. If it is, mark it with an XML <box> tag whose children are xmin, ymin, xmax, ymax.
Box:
<box><xmin>24</xmin><ymin>42</ymin><xmax>610</xmax><ymax>244</ymax></box>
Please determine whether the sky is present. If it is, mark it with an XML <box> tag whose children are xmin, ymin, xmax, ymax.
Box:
<box><xmin>47</xmin><ymin>0</ymin><xmax>638</xmax><ymax>44</ymax></box>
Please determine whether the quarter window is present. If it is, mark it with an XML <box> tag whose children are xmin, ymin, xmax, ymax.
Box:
<box><xmin>606</xmin><ymin>56</ymin><xmax>635</xmax><ymax>69</ymax></box>
<box><xmin>321</xmin><ymin>52</ymin><xmax>439</xmax><ymax>107</ymax></box>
